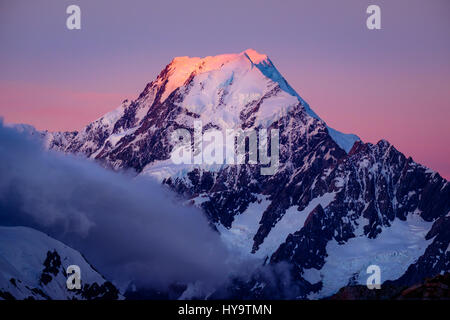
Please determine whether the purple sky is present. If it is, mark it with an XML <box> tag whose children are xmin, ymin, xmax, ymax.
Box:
<box><xmin>0</xmin><ymin>0</ymin><xmax>449</xmax><ymax>178</ymax></box>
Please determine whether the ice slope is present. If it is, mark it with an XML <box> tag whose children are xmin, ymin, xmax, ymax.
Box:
<box><xmin>0</xmin><ymin>226</ymin><xmax>120</xmax><ymax>300</ymax></box>
<box><xmin>305</xmin><ymin>214</ymin><xmax>434</xmax><ymax>298</ymax></box>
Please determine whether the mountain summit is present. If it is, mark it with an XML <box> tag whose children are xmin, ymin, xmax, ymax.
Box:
<box><xmin>44</xmin><ymin>50</ymin><xmax>449</xmax><ymax>299</ymax></box>
<box><xmin>46</xmin><ymin>49</ymin><xmax>358</xmax><ymax>160</ymax></box>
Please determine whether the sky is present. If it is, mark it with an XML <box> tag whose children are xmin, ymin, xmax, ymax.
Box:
<box><xmin>0</xmin><ymin>0</ymin><xmax>449</xmax><ymax>178</ymax></box>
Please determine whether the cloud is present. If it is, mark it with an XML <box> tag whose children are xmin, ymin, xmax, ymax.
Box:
<box><xmin>0</xmin><ymin>120</ymin><xmax>256</xmax><ymax>292</ymax></box>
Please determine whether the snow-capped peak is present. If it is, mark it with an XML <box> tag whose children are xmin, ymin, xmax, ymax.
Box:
<box><xmin>242</xmin><ymin>48</ymin><xmax>269</xmax><ymax>64</ymax></box>
<box><xmin>46</xmin><ymin>49</ymin><xmax>360</xmax><ymax>164</ymax></box>
<box><xmin>159</xmin><ymin>49</ymin><xmax>359</xmax><ymax>151</ymax></box>
<box><xmin>160</xmin><ymin>49</ymin><xmax>271</xmax><ymax>102</ymax></box>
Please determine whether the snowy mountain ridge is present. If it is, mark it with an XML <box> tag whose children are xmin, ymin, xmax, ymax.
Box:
<box><xmin>0</xmin><ymin>226</ymin><xmax>121</xmax><ymax>300</ymax></box>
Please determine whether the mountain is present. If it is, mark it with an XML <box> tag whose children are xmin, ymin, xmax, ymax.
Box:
<box><xmin>0</xmin><ymin>226</ymin><xmax>121</xmax><ymax>300</ymax></box>
<box><xmin>44</xmin><ymin>49</ymin><xmax>449</xmax><ymax>299</ymax></box>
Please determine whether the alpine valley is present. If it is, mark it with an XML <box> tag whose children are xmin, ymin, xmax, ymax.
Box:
<box><xmin>2</xmin><ymin>49</ymin><xmax>448</xmax><ymax>299</ymax></box>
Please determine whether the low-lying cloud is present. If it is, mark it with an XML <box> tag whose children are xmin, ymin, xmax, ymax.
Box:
<box><xmin>0</xmin><ymin>121</ymin><xmax>257</xmax><ymax>292</ymax></box>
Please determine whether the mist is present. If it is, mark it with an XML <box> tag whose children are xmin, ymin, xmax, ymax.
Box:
<box><xmin>0</xmin><ymin>121</ymin><xmax>258</xmax><ymax>292</ymax></box>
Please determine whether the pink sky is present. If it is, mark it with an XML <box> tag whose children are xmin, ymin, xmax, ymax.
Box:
<box><xmin>0</xmin><ymin>0</ymin><xmax>449</xmax><ymax>178</ymax></box>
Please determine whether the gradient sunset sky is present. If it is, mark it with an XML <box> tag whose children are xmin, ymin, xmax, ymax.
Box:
<box><xmin>1</xmin><ymin>0</ymin><xmax>449</xmax><ymax>178</ymax></box>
